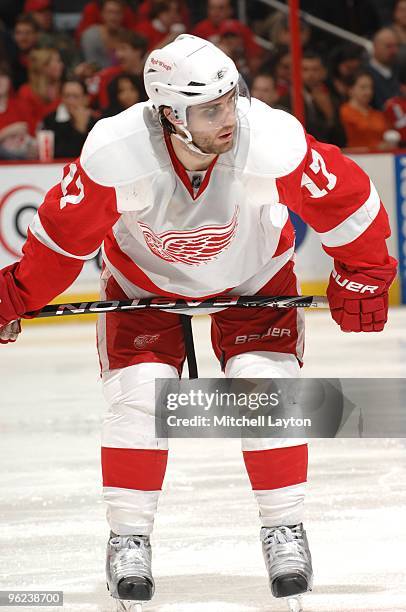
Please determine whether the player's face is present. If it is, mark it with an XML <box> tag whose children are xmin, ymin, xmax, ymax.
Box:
<box><xmin>187</xmin><ymin>88</ymin><xmax>238</xmax><ymax>154</ymax></box>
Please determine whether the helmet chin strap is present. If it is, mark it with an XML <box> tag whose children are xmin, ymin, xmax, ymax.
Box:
<box><xmin>156</xmin><ymin>106</ymin><xmax>214</xmax><ymax>157</ymax></box>
<box><xmin>173</xmin><ymin>126</ymin><xmax>214</xmax><ymax>157</ymax></box>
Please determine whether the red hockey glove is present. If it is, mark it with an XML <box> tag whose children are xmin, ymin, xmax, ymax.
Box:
<box><xmin>327</xmin><ymin>257</ymin><xmax>397</xmax><ymax>332</ymax></box>
<box><xmin>0</xmin><ymin>263</ymin><xmax>26</xmax><ymax>343</ymax></box>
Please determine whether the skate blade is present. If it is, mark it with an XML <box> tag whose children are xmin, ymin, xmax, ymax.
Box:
<box><xmin>114</xmin><ymin>599</ymin><xmax>143</xmax><ymax>612</ymax></box>
<box><xmin>285</xmin><ymin>596</ymin><xmax>303</xmax><ymax>612</ymax></box>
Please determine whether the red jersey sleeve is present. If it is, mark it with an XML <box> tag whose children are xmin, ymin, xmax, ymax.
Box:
<box><xmin>276</xmin><ymin>134</ymin><xmax>392</xmax><ymax>269</ymax></box>
<box><xmin>13</xmin><ymin>159</ymin><xmax>120</xmax><ymax>311</ymax></box>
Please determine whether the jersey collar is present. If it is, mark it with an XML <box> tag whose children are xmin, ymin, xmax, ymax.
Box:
<box><xmin>164</xmin><ymin>131</ymin><xmax>219</xmax><ymax>201</ymax></box>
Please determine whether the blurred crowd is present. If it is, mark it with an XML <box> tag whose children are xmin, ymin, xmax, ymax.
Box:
<box><xmin>2</xmin><ymin>0</ymin><xmax>406</xmax><ymax>160</ymax></box>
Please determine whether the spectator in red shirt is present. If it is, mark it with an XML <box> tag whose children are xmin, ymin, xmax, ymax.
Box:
<box><xmin>0</xmin><ymin>62</ymin><xmax>35</xmax><ymax>159</ymax></box>
<box><xmin>24</xmin><ymin>0</ymin><xmax>53</xmax><ymax>32</ymax></box>
<box><xmin>193</xmin><ymin>0</ymin><xmax>232</xmax><ymax>36</ymax></box>
<box><xmin>75</xmin><ymin>0</ymin><xmax>138</xmax><ymax>42</ymax></box>
<box><xmin>80</xmin><ymin>0</ymin><xmax>127</xmax><ymax>69</ymax></box>
<box><xmin>192</xmin><ymin>0</ymin><xmax>263</xmax><ymax>70</ymax></box>
<box><xmin>18</xmin><ymin>47</ymin><xmax>64</xmax><ymax>133</ymax></box>
<box><xmin>135</xmin><ymin>0</ymin><xmax>186</xmax><ymax>51</ymax></box>
<box><xmin>11</xmin><ymin>14</ymin><xmax>40</xmax><ymax>90</ymax></box>
<box><xmin>93</xmin><ymin>29</ymin><xmax>148</xmax><ymax>110</ymax></box>
<box><xmin>385</xmin><ymin>64</ymin><xmax>406</xmax><ymax>145</ymax></box>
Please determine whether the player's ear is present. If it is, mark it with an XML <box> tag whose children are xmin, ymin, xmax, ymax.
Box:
<box><xmin>162</xmin><ymin>107</ymin><xmax>177</xmax><ymax>127</ymax></box>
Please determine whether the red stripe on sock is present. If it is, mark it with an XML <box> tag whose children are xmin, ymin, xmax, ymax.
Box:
<box><xmin>102</xmin><ymin>447</ymin><xmax>168</xmax><ymax>490</ymax></box>
<box><xmin>243</xmin><ymin>444</ymin><xmax>308</xmax><ymax>490</ymax></box>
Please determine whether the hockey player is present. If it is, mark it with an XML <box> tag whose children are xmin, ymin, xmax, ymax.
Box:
<box><xmin>0</xmin><ymin>35</ymin><xmax>397</xmax><ymax>612</ymax></box>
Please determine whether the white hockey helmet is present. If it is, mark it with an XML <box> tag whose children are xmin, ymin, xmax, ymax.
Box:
<box><xmin>144</xmin><ymin>34</ymin><xmax>248</xmax><ymax>149</ymax></box>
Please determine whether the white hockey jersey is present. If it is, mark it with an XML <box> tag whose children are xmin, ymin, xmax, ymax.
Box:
<box><xmin>16</xmin><ymin>98</ymin><xmax>391</xmax><ymax>310</ymax></box>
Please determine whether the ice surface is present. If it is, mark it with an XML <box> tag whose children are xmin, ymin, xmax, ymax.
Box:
<box><xmin>0</xmin><ymin>310</ymin><xmax>405</xmax><ymax>611</ymax></box>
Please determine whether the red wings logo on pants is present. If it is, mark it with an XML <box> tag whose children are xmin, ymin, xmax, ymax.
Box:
<box><xmin>134</xmin><ymin>334</ymin><xmax>160</xmax><ymax>348</ymax></box>
<box><xmin>138</xmin><ymin>207</ymin><xmax>239</xmax><ymax>266</ymax></box>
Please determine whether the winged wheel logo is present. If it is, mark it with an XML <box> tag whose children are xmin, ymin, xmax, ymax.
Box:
<box><xmin>138</xmin><ymin>207</ymin><xmax>239</xmax><ymax>266</ymax></box>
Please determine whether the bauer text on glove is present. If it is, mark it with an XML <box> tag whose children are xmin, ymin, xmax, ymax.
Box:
<box><xmin>326</xmin><ymin>257</ymin><xmax>397</xmax><ymax>332</ymax></box>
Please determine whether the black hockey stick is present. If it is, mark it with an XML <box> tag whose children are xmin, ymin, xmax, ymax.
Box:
<box><xmin>30</xmin><ymin>295</ymin><xmax>329</xmax><ymax>318</ymax></box>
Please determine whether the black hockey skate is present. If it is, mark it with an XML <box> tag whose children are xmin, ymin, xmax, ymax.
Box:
<box><xmin>106</xmin><ymin>532</ymin><xmax>154</xmax><ymax>611</ymax></box>
<box><xmin>261</xmin><ymin>523</ymin><xmax>313</xmax><ymax>612</ymax></box>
